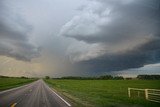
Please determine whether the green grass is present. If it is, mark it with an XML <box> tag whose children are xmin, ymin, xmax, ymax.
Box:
<box><xmin>0</xmin><ymin>77</ymin><xmax>36</xmax><ymax>91</ymax></box>
<box><xmin>44</xmin><ymin>79</ymin><xmax>160</xmax><ymax>107</ymax></box>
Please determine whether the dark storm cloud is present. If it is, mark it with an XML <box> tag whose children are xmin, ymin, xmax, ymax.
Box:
<box><xmin>0</xmin><ymin>1</ymin><xmax>40</xmax><ymax>61</ymax></box>
<box><xmin>62</xmin><ymin>0</ymin><xmax>160</xmax><ymax>44</ymax></box>
<box><xmin>77</xmin><ymin>38</ymin><xmax>160</xmax><ymax>72</ymax></box>
<box><xmin>61</xmin><ymin>0</ymin><xmax>160</xmax><ymax>72</ymax></box>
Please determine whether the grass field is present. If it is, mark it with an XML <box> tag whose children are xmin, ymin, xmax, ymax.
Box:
<box><xmin>0</xmin><ymin>77</ymin><xmax>36</xmax><ymax>91</ymax></box>
<box><xmin>45</xmin><ymin>79</ymin><xmax>160</xmax><ymax>107</ymax></box>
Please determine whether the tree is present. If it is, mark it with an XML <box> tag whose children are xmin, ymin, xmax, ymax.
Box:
<box><xmin>45</xmin><ymin>76</ymin><xmax>50</xmax><ymax>79</ymax></box>
<box><xmin>99</xmin><ymin>75</ymin><xmax>113</xmax><ymax>80</ymax></box>
<box><xmin>113</xmin><ymin>76</ymin><xmax>124</xmax><ymax>80</ymax></box>
<box><xmin>21</xmin><ymin>76</ymin><xmax>28</xmax><ymax>79</ymax></box>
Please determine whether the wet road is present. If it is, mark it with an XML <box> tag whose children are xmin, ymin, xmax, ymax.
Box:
<box><xmin>0</xmin><ymin>80</ymin><xmax>71</xmax><ymax>107</ymax></box>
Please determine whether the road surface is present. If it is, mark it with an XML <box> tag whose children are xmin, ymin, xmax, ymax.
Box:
<box><xmin>0</xmin><ymin>80</ymin><xmax>71</xmax><ymax>107</ymax></box>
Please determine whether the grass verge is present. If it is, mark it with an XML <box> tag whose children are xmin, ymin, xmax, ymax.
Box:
<box><xmin>0</xmin><ymin>77</ymin><xmax>37</xmax><ymax>91</ymax></box>
<box><xmin>44</xmin><ymin>79</ymin><xmax>160</xmax><ymax>107</ymax></box>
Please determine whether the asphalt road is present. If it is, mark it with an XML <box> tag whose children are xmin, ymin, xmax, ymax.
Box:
<box><xmin>0</xmin><ymin>80</ymin><xmax>71</xmax><ymax>107</ymax></box>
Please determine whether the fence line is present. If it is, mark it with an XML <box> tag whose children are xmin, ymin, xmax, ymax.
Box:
<box><xmin>128</xmin><ymin>88</ymin><xmax>160</xmax><ymax>103</ymax></box>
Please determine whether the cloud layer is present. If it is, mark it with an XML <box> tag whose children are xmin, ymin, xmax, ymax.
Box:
<box><xmin>0</xmin><ymin>0</ymin><xmax>160</xmax><ymax>77</ymax></box>
<box><xmin>61</xmin><ymin>0</ymin><xmax>160</xmax><ymax>72</ymax></box>
<box><xmin>0</xmin><ymin>1</ymin><xmax>40</xmax><ymax>61</ymax></box>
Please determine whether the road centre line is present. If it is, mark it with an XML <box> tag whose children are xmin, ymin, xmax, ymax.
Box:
<box><xmin>11</xmin><ymin>103</ymin><xmax>17</xmax><ymax>107</ymax></box>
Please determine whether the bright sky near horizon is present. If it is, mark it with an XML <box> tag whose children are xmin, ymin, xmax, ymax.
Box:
<box><xmin>0</xmin><ymin>0</ymin><xmax>160</xmax><ymax>77</ymax></box>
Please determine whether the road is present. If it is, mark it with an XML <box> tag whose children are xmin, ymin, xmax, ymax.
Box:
<box><xmin>0</xmin><ymin>80</ymin><xmax>71</xmax><ymax>107</ymax></box>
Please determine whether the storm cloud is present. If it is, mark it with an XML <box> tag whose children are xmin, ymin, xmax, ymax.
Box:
<box><xmin>0</xmin><ymin>1</ymin><xmax>40</xmax><ymax>61</ymax></box>
<box><xmin>60</xmin><ymin>0</ymin><xmax>160</xmax><ymax>72</ymax></box>
<box><xmin>0</xmin><ymin>0</ymin><xmax>160</xmax><ymax>77</ymax></box>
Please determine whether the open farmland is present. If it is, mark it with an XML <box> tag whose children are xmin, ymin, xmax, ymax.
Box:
<box><xmin>45</xmin><ymin>79</ymin><xmax>160</xmax><ymax>107</ymax></box>
<box><xmin>0</xmin><ymin>77</ymin><xmax>36</xmax><ymax>91</ymax></box>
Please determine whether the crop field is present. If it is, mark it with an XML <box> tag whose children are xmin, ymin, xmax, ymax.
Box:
<box><xmin>45</xmin><ymin>79</ymin><xmax>160</xmax><ymax>107</ymax></box>
<box><xmin>0</xmin><ymin>77</ymin><xmax>36</xmax><ymax>91</ymax></box>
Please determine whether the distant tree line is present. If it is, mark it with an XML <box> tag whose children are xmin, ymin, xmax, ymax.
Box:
<box><xmin>1</xmin><ymin>74</ymin><xmax>160</xmax><ymax>80</ymax></box>
<box><xmin>50</xmin><ymin>75</ymin><xmax>160</xmax><ymax>80</ymax></box>
<box><xmin>0</xmin><ymin>75</ymin><xmax>10</xmax><ymax>78</ymax></box>
<box><xmin>0</xmin><ymin>75</ymin><xmax>35</xmax><ymax>79</ymax></box>
<box><xmin>137</xmin><ymin>75</ymin><xmax>160</xmax><ymax>80</ymax></box>
<box><xmin>52</xmin><ymin>75</ymin><xmax>124</xmax><ymax>80</ymax></box>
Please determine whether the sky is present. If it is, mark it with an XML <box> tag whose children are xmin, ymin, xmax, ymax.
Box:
<box><xmin>0</xmin><ymin>0</ymin><xmax>160</xmax><ymax>77</ymax></box>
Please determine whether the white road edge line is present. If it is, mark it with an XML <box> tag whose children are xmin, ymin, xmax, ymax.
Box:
<box><xmin>47</xmin><ymin>85</ymin><xmax>71</xmax><ymax>106</ymax></box>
